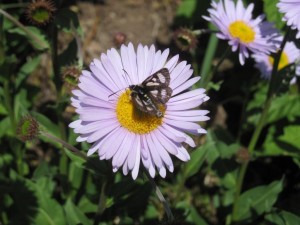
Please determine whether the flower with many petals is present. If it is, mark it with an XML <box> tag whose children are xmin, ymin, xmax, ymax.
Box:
<box><xmin>69</xmin><ymin>43</ymin><xmax>209</xmax><ymax>179</ymax></box>
<box><xmin>277</xmin><ymin>0</ymin><xmax>300</xmax><ymax>39</ymax></box>
<box><xmin>253</xmin><ymin>37</ymin><xmax>300</xmax><ymax>80</ymax></box>
<box><xmin>203</xmin><ymin>0</ymin><xmax>277</xmax><ymax>65</ymax></box>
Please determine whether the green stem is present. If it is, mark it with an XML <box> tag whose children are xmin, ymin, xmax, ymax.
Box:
<box><xmin>40</xmin><ymin>131</ymin><xmax>87</xmax><ymax>160</ymax></box>
<box><xmin>0</xmin><ymin>8</ymin><xmax>48</xmax><ymax>49</ymax></box>
<box><xmin>0</xmin><ymin>3</ymin><xmax>28</xmax><ymax>9</ymax></box>
<box><xmin>4</xmin><ymin>81</ymin><xmax>16</xmax><ymax>133</ymax></box>
<box><xmin>144</xmin><ymin>169</ymin><xmax>174</xmax><ymax>222</ymax></box>
<box><xmin>230</xmin><ymin>28</ymin><xmax>290</xmax><ymax>224</ymax></box>
<box><xmin>50</xmin><ymin>24</ymin><xmax>61</xmax><ymax>91</ymax></box>
<box><xmin>97</xmin><ymin>181</ymin><xmax>108</xmax><ymax>215</ymax></box>
<box><xmin>49</xmin><ymin>23</ymin><xmax>69</xmax><ymax>174</ymax></box>
<box><xmin>199</xmin><ymin>31</ymin><xmax>218</xmax><ymax>88</ymax></box>
<box><xmin>193</xmin><ymin>29</ymin><xmax>215</xmax><ymax>36</ymax></box>
<box><xmin>204</xmin><ymin>45</ymin><xmax>231</xmax><ymax>89</ymax></box>
<box><xmin>15</xmin><ymin>142</ymin><xmax>24</xmax><ymax>176</ymax></box>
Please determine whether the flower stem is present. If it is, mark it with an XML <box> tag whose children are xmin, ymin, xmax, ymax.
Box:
<box><xmin>97</xmin><ymin>180</ymin><xmax>108</xmax><ymax>215</ymax></box>
<box><xmin>144</xmin><ymin>170</ymin><xmax>174</xmax><ymax>222</ymax></box>
<box><xmin>193</xmin><ymin>29</ymin><xmax>215</xmax><ymax>36</ymax></box>
<box><xmin>0</xmin><ymin>3</ymin><xmax>28</xmax><ymax>9</ymax></box>
<box><xmin>201</xmin><ymin>44</ymin><xmax>231</xmax><ymax>89</ymax></box>
<box><xmin>230</xmin><ymin>28</ymin><xmax>290</xmax><ymax>224</ymax></box>
<box><xmin>39</xmin><ymin>130</ymin><xmax>87</xmax><ymax>160</ymax></box>
<box><xmin>0</xmin><ymin>8</ymin><xmax>48</xmax><ymax>49</ymax></box>
<box><xmin>3</xmin><ymin>81</ymin><xmax>16</xmax><ymax>133</ymax></box>
<box><xmin>199</xmin><ymin>33</ymin><xmax>218</xmax><ymax>88</ymax></box>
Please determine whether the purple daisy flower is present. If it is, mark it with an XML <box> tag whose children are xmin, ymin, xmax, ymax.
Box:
<box><xmin>277</xmin><ymin>0</ymin><xmax>300</xmax><ymax>39</ymax></box>
<box><xmin>69</xmin><ymin>43</ymin><xmax>209</xmax><ymax>179</ymax></box>
<box><xmin>253</xmin><ymin>37</ymin><xmax>300</xmax><ymax>81</ymax></box>
<box><xmin>203</xmin><ymin>0</ymin><xmax>278</xmax><ymax>65</ymax></box>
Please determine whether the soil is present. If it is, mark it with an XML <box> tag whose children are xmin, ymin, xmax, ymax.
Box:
<box><xmin>76</xmin><ymin>0</ymin><xmax>178</xmax><ymax>64</ymax></box>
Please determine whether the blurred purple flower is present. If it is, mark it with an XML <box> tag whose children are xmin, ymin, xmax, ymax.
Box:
<box><xmin>203</xmin><ymin>0</ymin><xmax>278</xmax><ymax>65</ymax></box>
<box><xmin>253</xmin><ymin>36</ymin><xmax>300</xmax><ymax>81</ymax></box>
<box><xmin>69</xmin><ymin>43</ymin><xmax>209</xmax><ymax>179</ymax></box>
<box><xmin>277</xmin><ymin>0</ymin><xmax>300</xmax><ymax>39</ymax></box>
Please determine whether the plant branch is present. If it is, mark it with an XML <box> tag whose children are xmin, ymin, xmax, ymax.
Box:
<box><xmin>39</xmin><ymin>131</ymin><xmax>87</xmax><ymax>160</ymax></box>
<box><xmin>0</xmin><ymin>8</ymin><xmax>48</xmax><ymax>49</ymax></box>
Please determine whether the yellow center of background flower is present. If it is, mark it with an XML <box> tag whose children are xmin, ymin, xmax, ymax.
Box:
<box><xmin>116</xmin><ymin>90</ymin><xmax>163</xmax><ymax>134</ymax></box>
<box><xmin>228</xmin><ymin>21</ymin><xmax>255</xmax><ymax>43</ymax></box>
<box><xmin>268</xmin><ymin>52</ymin><xmax>289</xmax><ymax>70</ymax></box>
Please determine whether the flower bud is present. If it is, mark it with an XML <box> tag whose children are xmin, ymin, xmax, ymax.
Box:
<box><xmin>236</xmin><ymin>147</ymin><xmax>250</xmax><ymax>164</ymax></box>
<box><xmin>16</xmin><ymin>115</ymin><xmax>39</xmax><ymax>142</ymax></box>
<box><xmin>61</xmin><ymin>65</ymin><xmax>81</xmax><ymax>92</ymax></box>
<box><xmin>173</xmin><ymin>28</ymin><xmax>198</xmax><ymax>51</ymax></box>
<box><xmin>26</xmin><ymin>0</ymin><xmax>56</xmax><ymax>26</ymax></box>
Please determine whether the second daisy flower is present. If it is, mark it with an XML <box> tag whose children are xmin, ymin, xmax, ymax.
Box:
<box><xmin>203</xmin><ymin>0</ymin><xmax>278</xmax><ymax>65</ymax></box>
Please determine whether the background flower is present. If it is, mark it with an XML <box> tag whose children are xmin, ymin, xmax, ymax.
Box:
<box><xmin>70</xmin><ymin>43</ymin><xmax>209</xmax><ymax>179</ymax></box>
<box><xmin>203</xmin><ymin>0</ymin><xmax>277</xmax><ymax>65</ymax></box>
<box><xmin>277</xmin><ymin>0</ymin><xmax>300</xmax><ymax>39</ymax></box>
<box><xmin>253</xmin><ymin>38</ymin><xmax>300</xmax><ymax>80</ymax></box>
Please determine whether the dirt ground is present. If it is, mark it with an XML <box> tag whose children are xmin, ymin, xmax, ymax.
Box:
<box><xmin>76</xmin><ymin>0</ymin><xmax>178</xmax><ymax>63</ymax></box>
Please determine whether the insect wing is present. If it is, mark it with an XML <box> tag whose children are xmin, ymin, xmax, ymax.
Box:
<box><xmin>131</xmin><ymin>92</ymin><xmax>157</xmax><ymax>116</ymax></box>
<box><xmin>149</xmin><ymin>87</ymin><xmax>172</xmax><ymax>104</ymax></box>
<box><xmin>142</xmin><ymin>68</ymin><xmax>170</xmax><ymax>89</ymax></box>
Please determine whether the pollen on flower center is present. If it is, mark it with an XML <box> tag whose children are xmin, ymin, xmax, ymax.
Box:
<box><xmin>268</xmin><ymin>52</ymin><xmax>289</xmax><ymax>71</ymax></box>
<box><xmin>116</xmin><ymin>90</ymin><xmax>164</xmax><ymax>134</ymax></box>
<box><xmin>229</xmin><ymin>21</ymin><xmax>255</xmax><ymax>43</ymax></box>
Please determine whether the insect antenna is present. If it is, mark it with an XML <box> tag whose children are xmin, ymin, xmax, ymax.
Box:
<box><xmin>107</xmin><ymin>69</ymin><xmax>132</xmax><ymax>101</ymax></box>
<box><xmin>122</xmin><ymin>69</ymin><xmax>134</xmax><ymax>86</ymax></box>
<box><xmin>108</xmin><ymin>89</ymin><xmax>125</xmax><ymax>99</ymax></box>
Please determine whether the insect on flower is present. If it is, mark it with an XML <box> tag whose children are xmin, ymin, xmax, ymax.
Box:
<box><xmin>129</xmin><ymin>68</ymin><xmax>172</xmax><ymax>117</ymax></box>
<box><xmin>70</xmin><ymin>43</ymin><xmax>210</xmax><ymax>179</ymax></box>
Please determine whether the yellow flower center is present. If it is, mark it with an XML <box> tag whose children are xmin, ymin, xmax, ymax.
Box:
<box><xmin>228</xmin><ymin>21</ymin><xmax>255</xmax><ymax>43</ymax></box>
<box><xmin>268</xmin><ymin>52</ymin><xmax>289</xmax><ymax>70</ymax></box>
<box><xmin>116</xmin><ymin>90</ymin><xmax>164</xmax><ymax>134</ymax></box>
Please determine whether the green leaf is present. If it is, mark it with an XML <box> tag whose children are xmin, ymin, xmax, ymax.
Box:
<box><xmin>183</xmin><ymin>142</ymin><xmax>210</xmax><ymax>178</ymax></box>
<box><xmin>267</xmin><ymin>95</ymin><xmax>300</xmax><ymax>124</ymax></box>
<box><xmin>10</xmin><ymin>175</ymin><xmax>67</xmax><ymax>225</ymax></box>
<box><xmin>202</xmin><ymin>130</ymin><xmax>240</xmax><ymax>189</ymax></box>
<box><xmin>8</xmin><ymin>26</ymin><xmax>49</xmax><ymax>50</ymax></box>
<box><xmin>15</xmin><ymin>56</ymin><xmax>40</xmax><ymax>89</ymax></box>
<box><xmin>279</xmin><ymin>125</ymin><xmax>300</xmax><ymax>149</ymax></box>
<box><xmin>247</xmin><ymin>92</ymin><xmax>300</xmax><ymax>125</ymax></box>
<box><xmin>78</xmin><ymin>196</ymin><xmax>98</xmax><ymax>214</ymax></box>
<box><xmin>0</xmin><ymin>102</ymin><xmax>8</xmax><ymax>115</ymax></box>
<box><xmin>33</xmin><ymin>161</ymin><xmax>56</xmax><ymax>180</ymax></box>
<box><xmin>64</xmin><ymin>199</ymin><xmax>92</xmax><ymax>225</ymax></box>
<box><xmin>265</xmin><ymin>209</ymin><xmax>300</xmax><ymax>225</ymax></box>
<box><xmin>64</xmin><ymin>147</ymin><xmax>86</xmax><ymax>168</ymax></box>
<box><xmin>54</xmin><ymin>9</ymin><xmax>82</xmax><ymax>35</ymax></box>
<box><xmin>207</xmin><ymin>80</ymin><xmax>223</xmax><ymax>91</ymax></box>
<box><xmin>0</xmin><ymin>116</ymin><xmax>13</xmax><ymax>137</ymax></box>
<box><xmin>176</xmin><ymin>0</ymin><xmax>197</xmax><ymax>18</ymax></box>
<box><xmin>235</xmin><ymin>179</ymin><xmax>284</xmax><ymax>222</ymax></box>
<box><xmin>58</xmin><ymin>38</ymin><xmax>78</xmax><ymax>67</ymax></box>
<box><xmin>263</xmin><ymin>125</ymin><xmax>300</xmax><ymax>156</ymax></box>
<box><xmin>32</xmin><ymin>112</ymin><xmax>61</xmax><ymax>138</ymax></box>
<box><xmin>68</xmin><ymin>161</ymin><xmax>83</xmax><ymax>190</ymax></box>
<box><xmin>189</xmin><ymin>205</ymin><xmax>209</xmax><ymax>225</ymax></box>
<box><xmin>0</xmin><ymin>153</ymin><xmax>13</xmax><ymax>168</ymax></box>
<box><xmin>14</xmin><ymin>88</ymin><xmax>30</xmax><ymax>119</ymax></box>
<box><xmin>176</xmin><ymin>201</ymin><xmax>209</xmax><ymax>225</ymax></box>
<box><xmin>263</xmin><ymin>0</ymin><xmax>285</xmax><ymax>30</ymax></box>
